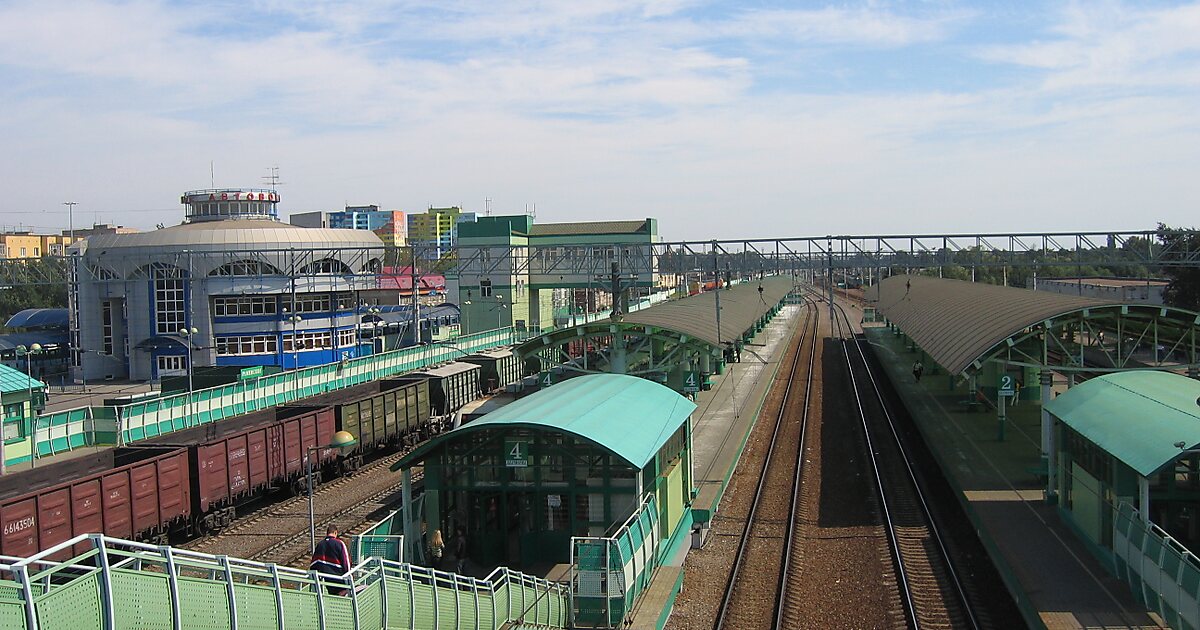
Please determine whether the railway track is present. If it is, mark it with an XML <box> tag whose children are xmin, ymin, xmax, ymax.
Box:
<box><xmin>180</xmin><ymin>447</ymin><xmax>420</xmax><ymax>567</ymax></box>
<box><xmin>831</xmin><ymin>300</ymin><xmax>979</xmax><ymax>630</ymax></box>
<box><xmin>712</xmin><ymin>297</ymin><xmax>818</xmax><ymax>630</ymax></box>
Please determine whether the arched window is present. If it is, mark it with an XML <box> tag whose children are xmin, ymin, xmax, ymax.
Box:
<box><xmin>299</xmin><ymin>258</ymin><xmax>352</xmax><ymax>275</ymax></box>
<box><xmin>210</xmin><ymin>259</ymin><xmax>283</xmax><ymax>276</ymax></box>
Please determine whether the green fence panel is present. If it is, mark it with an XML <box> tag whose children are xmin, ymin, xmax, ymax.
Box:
<box><xmin>33</xmin><ymin>572</ymin><xmax>102</xmax><ymax>630</ymax></box>
<box><xmin>177</xmin><ymin>576</ymin><xmax>234</xmax><ymax>630</ymax></box>
<box><xmin>235</xmin><ymin>583</ymin><xmax>281</xmax><ymax>629</ymax></box>
<box><xmin>280</xmin><ymin>589</ymin><xmax>321</xmax><ymax>630</ymax></box>
<box><xmin>111</xmin><ymin>568</ymin><xmax>174</xmax><ymax>629</ymax></box>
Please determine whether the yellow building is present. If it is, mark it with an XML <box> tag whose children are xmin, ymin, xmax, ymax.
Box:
<box><xmin>0</xmin><ymin>232</ymin><xmax>84</xmax><ymax>258</ymax></box>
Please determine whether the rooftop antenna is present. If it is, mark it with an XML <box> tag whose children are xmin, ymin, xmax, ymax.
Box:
<box><xmin>262</xmin><ymin>166</ymin><xmax>285</xmax><ymax>190</ymax></box>
<box><xmin>485</xmin><ymin>197</ymin><xmax>492</xmax><ymax>216</ymax></box>
<box><xmin>210</xmin><ymin>160</ymin><xmax>215</xmax><ymax>188</ymax></box>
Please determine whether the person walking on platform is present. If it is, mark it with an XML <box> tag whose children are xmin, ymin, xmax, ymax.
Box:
<box><xmin>1012</xmin><ymin>379</ymin><xmax>1023</xmax><ymax>406</ymax></box>
<box><xmin>429</xmin><ymin>529</ymin><xmax>446</xmax><ymax>569</ymax></box>
<box><xmin>912</xmin><ymin>360</ymin><xmax>924</xmax><ymax>383</ymax></box>
<box><xmin>310</xmin><ymin>525</ymin><xmax>352</xmax><ymax>595</ymax></box>
<box><xmin>452</xmin><ymin>527</ymin><xmax>468</xmax><ymax>574</ymax></box>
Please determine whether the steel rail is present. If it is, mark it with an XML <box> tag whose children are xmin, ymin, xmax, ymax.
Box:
<box><xmin>839</xmin><ymin>301</ymin><xmax>980</xmax><ymax>630</ymax></box>
<box><xmin>712</xmin><ymin>297</ymin><xmax>817</xmax><ymax>630</ymax></box>
<box><xmin>772</xmin><ymin>298</ymin><xmax>820</xmax><ymax>630</ymax></box>
<box><xmin>832</xmin><ymin>300</ymin><xmax>919</xmax><ymax>628</ymax></box>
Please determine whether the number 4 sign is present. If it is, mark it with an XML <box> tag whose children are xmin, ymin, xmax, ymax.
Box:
<box><xmin>683</xmin><ymin>371</ymin><xmax>700</xmax><ymax>393</ymax></box>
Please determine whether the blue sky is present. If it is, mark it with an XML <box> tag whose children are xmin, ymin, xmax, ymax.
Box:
<box><xmin>1</xmin><ymin>0</ymin><xmax>1198</xmax><ymax>240</ymax></box>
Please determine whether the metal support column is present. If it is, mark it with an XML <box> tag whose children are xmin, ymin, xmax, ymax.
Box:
<box><xmin>402</xmin><ymin>469</ymin><xmax>415</xmax><ymax>563</ymax></box>
<box><xmin>1041</xmin><ymin>370</ymin><xmax>1057</xmax><ymax>502</ymax></box>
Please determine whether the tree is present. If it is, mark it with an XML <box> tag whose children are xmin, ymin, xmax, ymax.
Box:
<box><xmin>1158</xmin><ymin>224</ymin><xmax>1200</xmax><ymax>310</ymax></box>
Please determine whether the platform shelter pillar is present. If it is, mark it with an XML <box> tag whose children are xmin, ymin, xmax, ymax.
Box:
<box><xmin>1041</xmin><ymin>370</ymin><xmax>1057</xmax><ymax>501</ymax></box>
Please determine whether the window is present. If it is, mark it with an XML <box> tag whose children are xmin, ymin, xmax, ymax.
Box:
<box><xmin>152</xmin><ymin>265</ymin><xmax>187</xmax><ymax>335</ymax></box>
<box><xmin>19</xmin><ymin>247</ymin><xmax>26</xmax><ymax>257</ymax></box>
<box><xmin>288</xmin><ymin>294</ymin><xmax>331</xmax><ymax>313</ymax></box>
<box><xmin>215</xmin><ymin>334</ymin><xmax>278</xmax><ymax>356</ymax></box>
<box><xmin>156</xmin><ymin>355</ymin><xmax>186</xmax><ymax>376</ymax></box>
<box><xmin>211</xmin><ymin>260</ymin><xmax>282</xmax><ymax>276</ymax></box>
<box><xmin>33</xmin><ymin>248</ymin><xmax>39</xmax><ymax>256</ymax></box>
<box><xmin>337</xmin><ymin>329</ymin><xmax>355</xmax><ymax>348</ymax></box>
<box><xmin>213</xmin><ymin>296</ymin><xmax>278</xmax><ymax>317</ymax></box>
<box><xmin>283</xmin><ymin>331</ymin><xmax>332</xmax><ymax>352</ymax></box>
<box><xmin>101</xmin><ymin>302</ymin><xmax>114</xmax><ymax>355</ymax></box>
<box><xmin>480</xmin><ymin>280</ymin><xmax>493</xmax><ymax>298</ymax></box>
<box><xmin>299</xmin><ymin>258</ymin><xmax>351</xmax><ymax>274</ymax></box>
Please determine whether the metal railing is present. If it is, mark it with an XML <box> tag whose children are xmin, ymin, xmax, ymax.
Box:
<box><xmin>1113</xmin><ymin>502</ymin><xmax>1200</xmax><ymax>629</ymax></box>
<box><xmin>20</xmin><ymin>327</ymin><xmax>518</xmax><ymax>467</ymax></box>
<box><xmin>0</xmin><ymin>532</ymin><xmax>570</xmax><ymax>630</ymax></box>
<box><xmin>570</xmin><ymin>494</ymin><xmax>661</xmax><ymax>628</ymax></box>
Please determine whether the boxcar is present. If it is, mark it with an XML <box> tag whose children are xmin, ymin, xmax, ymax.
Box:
<box><xmin>405</xmin><ymin>362</ymin><xmax>481</xmax><ymax>415</ymax></box>
<box><xmin>293</xmin><ymin>377</ymin><xmax>432</xmax><ymax>457</ymax></box>
<box><xmin>0</xmin><ymin>446</ymin><xmax>190</xmax><ymax>557</ymax></box>
<box><xmin>462</xmin><ymin>348</ymin><xmax>523</xmax><ymax>395</ymax></box>
<box><xmin>141</xmin><ymin>405</ymin><xmax>336</xmax><ymax>533</ymax></box>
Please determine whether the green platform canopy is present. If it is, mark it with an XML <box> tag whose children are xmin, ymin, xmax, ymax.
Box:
<box><xmin>394</xmin><ymin>373</ymin><xmax>696</xmax><ymax>469</ymax></box>
<box><xmin>1046</xmin><ymin>371</ymin><xmax>1200</xmax><ymax>477</ymax></box>
<box><xmin>0</xmin><ymin>362</ymin><xmax>46</xmax><ymax>395</ymax></box>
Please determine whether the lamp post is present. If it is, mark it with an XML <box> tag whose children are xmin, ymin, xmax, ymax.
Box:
<box><xmin>307</xmin><ymin>430</ymin><xmax>357</xmax><ymax>553</ymax></box>
<box><xmin>179</xmin><ymin>328</ymin><xmax>198</xmax><ymax>427</ymax></box>
<box><xmin>14</xmin><ymin>344</ymin><xmax>42</xmax><ymax>470</ymax></box>
<box><xmin>462</xmin><ymin>290</ymin><xmax>472</xmax><ymax>335</ymax></box>
<box><xmin>283</xmin><ymin>309</ymin><xmax>302</xmax><ymax>370</ymax></box>
<box><xmin>494</xmin><ymin>293</ymin><xmax>505</xmax><ymax>330</ymax></box>
<box><xmin>366</xmin><ymin>307</ymin><xmax>381</xmax><ymax>353</ymax></box>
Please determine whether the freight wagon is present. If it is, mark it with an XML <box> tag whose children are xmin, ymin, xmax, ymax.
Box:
<box><xmin>290</xmin><ymin>377</ymin><xmax>432</xmax><ymax>469</ymax></box>
<box><xmin>0</xmin><ymin>446</ymin><xmax>190</xmax><ymax>557</ymax></box>
<box><xmin>403</xmin><ymin>361</ymin><xmax>481</xmax><ymax>416</ymax></box>
<box><xmin>138</xmin><ymin>404</ymin><xmax>338</xmax><ymax>533</ymax></box>
<box><xmin>462</xmin><ymin>348</ymin><xmax>524</xmax><ymax>395</ymax></box>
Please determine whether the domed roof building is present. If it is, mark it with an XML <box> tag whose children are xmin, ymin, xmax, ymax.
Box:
<box><xmin>72</xmin><ymin>189</ymin><xmax>385</xmax><ymax>382</ymax></box>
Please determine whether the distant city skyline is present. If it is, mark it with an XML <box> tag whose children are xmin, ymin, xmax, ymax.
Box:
<box><xmin>1</xmin><ymin>1</ymin><xmax>1198</xmax><ymax>241</ymax></box>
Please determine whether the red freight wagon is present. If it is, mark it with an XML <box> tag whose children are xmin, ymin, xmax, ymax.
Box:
<box><xmin>0</xmin><ymin>446</ymin><xmax>190</xmax><ymax>558</ymax></box>
<box><xmin>141</xmin><ymin>405</ymin><xmax>336</xmax><ymax>533</ymax></box>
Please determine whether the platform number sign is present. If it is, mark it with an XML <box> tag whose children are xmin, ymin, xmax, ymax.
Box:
<box><xmin>504</xmin><ymin>439</ymin><xmax>529</xmax><ymax>467</ymax></box>
<box><xmin>539</xmin><ymin>371</ymin><xmax>554</xmax><ymax>388</ymax></box>
<box><xmin>999</xmin><ymin>374</ymin><xmax>1016</xmax><ymax>396</ymax></box>
<box><xmin>682</xmin><ymin>371</ymin><xmax>700</xmax><ymax>393</ymax></box>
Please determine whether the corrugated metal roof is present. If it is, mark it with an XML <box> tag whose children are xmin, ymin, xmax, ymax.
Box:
<box><xmin>1046</xmin><ymin>371</ymin><xmax>1200</xmax><ymax>476</ymax></box>
<box><xmin>0</xmin><ymin>362</ymin><xmax>46</xmax><ymax>395</ymax></box>
<box><xmin>83</xmin><ymin>219</ymin><xmax>383</xmax><ymax>250</ymax></box>
<box><xmin>869</xmin><ymin>275</ymin><xmax>1117</xmax><ymax>375</ymax></box>
<box><xmin>624</xmin><ymin>276</ymin><xmax>794</xmax><ymax>347</ymax></box>
<box><xmin>393</xmin><ymin>373</ymin><xmax>695</xmax><ymax>470</ymax></box>
<box><xmin>527</xmin><ymin>220</ymin><xmax>649</xmax><ymax>236</ymax></box>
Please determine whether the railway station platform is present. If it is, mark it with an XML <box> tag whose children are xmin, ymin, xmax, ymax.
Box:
<box><xmin>864</xmin><ymin>326</ymin><xmax>1162</xmax><ymax>630</ymax></box>
<box><xmin>625</xmin><ymin>302</ymin><xmax>805</xmax><ymax>628</ymax></box>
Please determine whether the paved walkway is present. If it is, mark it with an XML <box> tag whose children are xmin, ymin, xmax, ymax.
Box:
<box><xmin>865</xmin><ymin>326</ymin><xmax>1162</xmax><ymax>630</ymax></box>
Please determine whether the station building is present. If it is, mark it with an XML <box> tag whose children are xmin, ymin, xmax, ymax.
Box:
<box><xmin>455</xmin><ymin>215</ymin><xmax>659</xmax><ymax>335</ymax></box>
<box><xmin>71</xmin><ymin>189</ymin><xmax>384</xmax><ymax>382</ymax></box>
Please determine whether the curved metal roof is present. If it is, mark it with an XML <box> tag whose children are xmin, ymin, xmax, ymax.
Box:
<box><xmin>393</xmin><ymin>373</ymin><xmax>695</xmax><ymax>470</ymax></box>
<box><xmin>5</xmin><ymin>308</ymin><xmax>69</xmax><ymax>329</ymax></box>
<box><xmin>82</xmin><ymin>220</ymin><xmax>382</xmax><ymax>250</ymax></box>
<box><xmin>1046</xmin><ymin>371</ymin><xmax>1200</xmax><ymax>476</ymax></box>
<box><xmin>0</xmin><ymin>331</ymin><xmax>68</xmax><ymax>352</ymax></box>
<box><xmin>870</xmin><ymin>275</ymin><xmax>1119</xmax><ymax>375</ymax></box>
<box><xmin>622</xmin><ymin>276</ymin><xmax>794</xmax><ymax>347</ymax></box>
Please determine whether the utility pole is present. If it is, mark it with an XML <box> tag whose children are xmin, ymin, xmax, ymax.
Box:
<box><xmin>410</xmin><ymin>247</ymin><xmax>421</xmax><ymax>347</ymax></box>
<box><xmin>713</xmin><ymin>241</ymin><xmax>722</xmax><ymax>346</ymax></box>
<box><xmin>827</xmin><ymin>236</ymin><xmax>835</xmax><ymax>326</ymax></box>
<box><xmin>63</xmin><ymin>202</ymin><xmax>78</xmax><ymax>244</ymax></box>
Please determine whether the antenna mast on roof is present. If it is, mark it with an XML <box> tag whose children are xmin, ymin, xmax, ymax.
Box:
<box><xmin>262</xmin><ymin>166</ymin><xmax>285</xmax><ymax>191</ymax></box>
<box><xmin>485</xmin><ymin>197</ymin><xmax>492</xmax><ymax>216</ymax></box>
